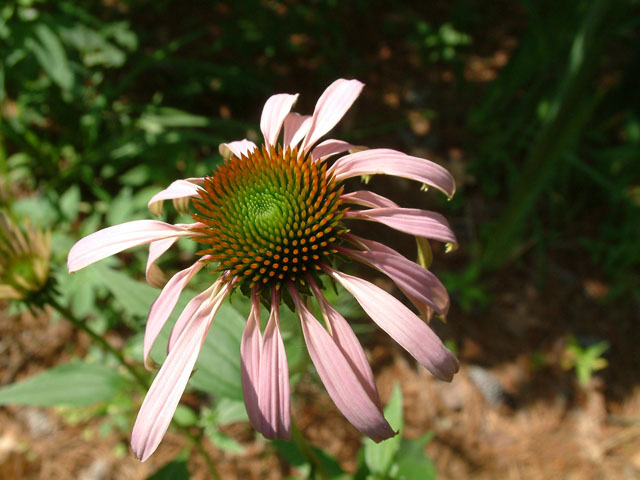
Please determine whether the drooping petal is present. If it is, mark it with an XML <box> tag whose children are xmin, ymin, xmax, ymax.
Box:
<box><xmin>283</xmin><ymin>113</ymin><xmax>312</xmax><ymax>149</ymax></box>
<box><xmin>301</xmin><ymin>79</ymin><xmax>364</xmax><ymax>151</ymax></box>
<box><xmin>240</xmin><ymin>291</ymin><xmax>263</xmax><ymax>432</ymax></box>
<box><xmin>345</xmin><ymin>208</ymin><xmax>458</xmax><ymax>245</ymax></box>
<box><xmin>131</xmin><ymin>282</ymin><xmax>229</xmax><ymax>462</ymax></box>
<box><xmin>148</xmin><ymin>179</ymin><xmax>203</xmax><ymax>215</ymax></box>
<box><xmin>257</xmin><ymin>294</ymin><xmax>291</xmax><ymax>440</ymax></box>
<box><xmin>68</xmin><ymin>220</ymin><xmax>192</xmax><ymax>273</ymax></box>
<box><xmin>219</xmin><ymin>139</ymin><xmax>258</xmax><ymax>160</ymax></box>
<box><xmin>143</xmin><ymin>260</ymin><xmax>206</xmax><ymax>369</ymax></box>
<box><xmin>311</xmin><ymin>139</ymin><xmax>356</xmax><ymax>162</ymax></box>
<box><xmin>308</xmin><ymin>277</ymin><xmax>382</xmax><ymax>410</ymax></box>
<box><xmin>328</xmin><ymin>269</ymin><xmax>459</xmax><ymax>382</ymax></box>
<box><xmin>290</xmin><ymin>286</ymin><xmax>395</xmax><ymax>442</ymax></box>
<box><xmin>340</xmin><ymin>190</ymin><xmax>399</xmax><ymax>209</ymax></box>
<box><xmin>167</xmin><ymin>280</ymin><xmax>223</xmax><ymax>354</ymax></box>
<box><xmin>329</xmin><ymin>148</ymin><xmax>456</xmax><ymax>199</ymax></box>
<box><xmin>341</xmin><ymin>235</ymin><xmax>449</xmax><ymax>317</ymax></box>
<box><xmin>260</xmin><ymin>93</ymin><xmax>299</xmax><ymax>148</ymax></box>
<box><xmin>146</xmin><ymin>237</ymin><xmax>179</xmax><ymax>288</ymax></box>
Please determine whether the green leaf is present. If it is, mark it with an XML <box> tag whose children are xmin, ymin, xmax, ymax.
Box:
<box><xmin>59</xmin><ymin>185</ymin><xmax>81</xmax><ymax>220</ymax></box>
<box><xmin>214</xmin><ymin>398</ymin><xmax>249</xmax><ymax>424</ymax></box>
<box><xmin>206</xmin><ymin>429</ymin><xmax>245</xmax><ymax>454</ymax></box>
<box><xmin>199</xmin><ymin>402</ymin><xmax>247</xmax><ymax>454</ymax></box>
<box><xmin>146</xmin><ymin>459</ymin><xmax>190</xmax><ymax>480</ymax></box>
<box><xmin>12</xmin><ymin>196</ymin><xmax>58</xmax><ymax>228</ymax></box>
<box><xmin>393</xmin><ymin>434</ymin><xmax>437</xmax><ymax>480</ymax></box>
<box><xmin>363</xmin><ymin>383</ymin><xmax>403</xmax><ymax>476</ymax></box>
<box><xmin>138</xmin><ymin>107</ymin><xmax>209</xmax><ymax>134</ymax></box>
<box><xmin>25</xmin><ymin>23</ymin><xmax>74</xmax><ymax>91</ymax></box>
<box><xmin>107</xmin><ymin>187</ymin><xmax>144</xmax><ymax>226</ymax></box>
<box><xmin>0</xmin><ymin>362</ymin><xmax>126</xmax><ymax>407</ymax></box>
<box><xmin>173</xmin><ymin>405</ymin><xmax>199</xmax><ymax>427</ymax></box>
<box><xmin>273</xmin><ymin>439</ymin><xmax>346</xmax><ymax>479</ymax></box>
<box><xmin>97</xmin><ymin>265</ymin><xmax>161</xmax><ymax>318</ymax></box>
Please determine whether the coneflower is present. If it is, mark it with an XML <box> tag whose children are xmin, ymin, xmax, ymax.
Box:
<box><xmin>0</xmin><ymin>211</ymin><xmax>52</xmax><ymax>306</ymax></box>
<box><xmin>67</xmin><ymin>79</ymin><xmax>459</xmax><ymax>461</ymax></box>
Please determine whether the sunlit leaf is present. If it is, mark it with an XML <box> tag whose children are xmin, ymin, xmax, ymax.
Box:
<box><xmin>363</xmin><ymin>383</ymin><xmax>403</xmax><ymax>476</ymax></box>
<box><xmin>0</xmin><ymin>362</ymin><xmax>126</xmax><ymax>407</ymax></box>
<box><xmin>394</xmin><ymin>434</ymin><xmax>436</xmax><ymax>480</ymax></box>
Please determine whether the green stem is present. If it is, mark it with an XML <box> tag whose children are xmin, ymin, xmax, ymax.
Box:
<box><xmin>47</xmin><ymin>297</ymin><xmax>149</xmax><ymax>389</ymax></box>
<box><xmin>291</xmin><ymin>421</ymin><xmax>329</xmax><ymax>480</ymax></box>
<box><xmin>178</xmin><ymin>425</ymin><xmax>220</xmax><ymax>480</ymax></box>
<box><xmin>47</xmin><ymin>297</ymin><xmax>220</xmax><ymax>479</ymax></box>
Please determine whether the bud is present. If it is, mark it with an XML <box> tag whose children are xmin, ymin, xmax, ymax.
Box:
<box><xmin>0</xmin><ymin>212</ymin><xmax>52</xmax><ymax>305</ymax></box>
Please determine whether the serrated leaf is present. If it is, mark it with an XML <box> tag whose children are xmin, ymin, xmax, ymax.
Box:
<box><xmin>0</xmin><ymin>362</ymin><xmax>126</xmax><ymax>407</ymax></box>
<box><xmin>363</xmin><ymin>383</ymin><xmax>403</xmax><ymax>476</ymax></box>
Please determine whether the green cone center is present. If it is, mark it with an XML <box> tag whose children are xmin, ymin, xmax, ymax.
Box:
<box><xmin>192</xmin><ymin>145</ymin><xmax>346</xmax><ymax>290</ymax></box>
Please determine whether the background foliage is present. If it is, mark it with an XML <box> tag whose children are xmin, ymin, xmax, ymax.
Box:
<box><xmin>0</xmin><ymin>0</ymin><xmax>638</xmax><ymax>478</ymax></box>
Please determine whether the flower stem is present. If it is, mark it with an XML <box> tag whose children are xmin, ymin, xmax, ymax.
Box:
<box><xmin>47</xmin><ymin>297</ymin><xmax>149</xmax><ymax>389</ymax></box>
<box><xmin>46</xmin><ymin>296</ymin><xmax>220</xmax><ymax>479</ymax></box>
<box><xmin>291</xmin><ymin>421</ymin><xmax>329</xmax><ymax>480</ymax></box>
<box><xmin>177</xmin><ymin>425</ymin><xmax>220</xmax><ymax>480</ymax></box>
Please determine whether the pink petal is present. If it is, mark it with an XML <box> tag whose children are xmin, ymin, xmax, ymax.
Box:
<box><xmin>329</xmin><ymin>148</ymin><xmax>456</xmax><ymax>199</ymax></box>
<box><xmin>340</xmin><ymin>190</ymin><xmax>399</xmax><ymax>209</ymax></box>
<box><xmin>131</xmin><ymin>282</ymin><xmax>230</xmax><ymax>462</ymax></box>
<box><xmin>328</xmin><ymin>269</ymin><xmax>459</xmax><ymax>382</ymax></box>
<box><xmin>68</xmin><ymin>220</ymin><xmax>192</xmax><ymax>273</ymax></box>
<box><xmin>219</xmin><ymin>139</ymin><xmax>257</xmax><ymax>160</ymax></box>
<box><xmin>147</xmin><ymin>179</ymin><xmax>203</xmax><ymax>215</ymax></box>
<box><xmin>167</xmin><ymin>281</ymin><xmax>221</xmax><ymax>354</ymax></box>
<box><xmin>341</xmin><ymin>235</ymin><xmax>449</xmax><ymax>317</ymax></box>
<box><xmin>240</xmin><ymin>292</ymin><xmax>263</xmax><ymax>432</ymax></box>
<box><xmin>311</xmin><ymin>139</ymin><xmax>356</xmax><ymax>162</ymax></box>
<box><xmin>308</xmin><ymin>278</ymin><xmax>382</xmax><ymax>410</ymax></box>
<box><xmin>290</xmin><ymin>286</ymin><xmax>395</xmax><ymax>442</ymax></box>
<box><xmin>146</xmin><ymin>237</ymin><xmax>179</xmax><ymax>288</ymax></box>
<box><xmin>283</xmin><ymin>113</ymin><xmax>312</xmax><ymax>150</ymax></box>
<box><xmin>143</xmin><ymin>260</ymin><xmax>206</xmax><ymax>369</ymax></box>
<box><xmin>260</xmin><ymin>93</ymin><xmax>299</xmax><ymax>148</ymax></box>
<box><xmin>257</xmin><ymin>295</ymin><xmax>291</xmax><ymax>440</ymax></box>
<box><xmin>345</xmin><ymin>207</ymin><xmax>458</xmax><ymax>245</ymax></box>
<box><xmin>301</xmin><ymin>79</ymin><xmax>364</xmax><ymax>151</ymax></box>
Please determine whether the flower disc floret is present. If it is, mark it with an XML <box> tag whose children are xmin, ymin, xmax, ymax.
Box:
<box><xmin>192</xmin><ymin>145</ymin><xmax>345</xmax><ymax>290</ymax></box>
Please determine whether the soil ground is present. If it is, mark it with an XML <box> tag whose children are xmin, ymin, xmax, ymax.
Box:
<box><xmin>1</xmin><ymin>263</ymin><xmax>639</xmax><ymax>480</ymax></box>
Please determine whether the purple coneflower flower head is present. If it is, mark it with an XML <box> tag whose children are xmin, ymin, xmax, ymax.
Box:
<box><xmin>67</xmin><ymin>79</ymin><xmax>459</xmax><ymax>461</ymax></box>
